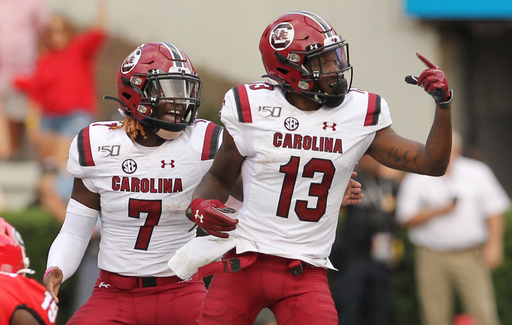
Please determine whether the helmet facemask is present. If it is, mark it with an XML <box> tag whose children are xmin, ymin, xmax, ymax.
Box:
<box><xmin>134</xmin><ymin>68</ymin><xmax>201</xmax><ymax>134</ymax></box>
<box><xmin>299</xmin><ymin>41</ymin><xmax>352</xmax><ymax>107</ymax></box>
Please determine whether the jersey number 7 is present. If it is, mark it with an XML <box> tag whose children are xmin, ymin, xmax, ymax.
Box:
<box><xmin>129</xmin><ymin>199</ymin><xmax>162</xmax><ymax>250</ymax></box>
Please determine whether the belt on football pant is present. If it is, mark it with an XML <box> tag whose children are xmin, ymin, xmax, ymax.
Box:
<box><xmin>99</xmin><ymin>269</ymin><xmax>182</xmax><ymax>289</ymax></box>
<box><xmin>198</xmin><ymin>251</ymin><xmax>257</xmax><ymax>278</ymax></box>
<box><xmin>198</xmin><ymin>251</ymin><xmax>304</xmax><ymax>278</ymax></box>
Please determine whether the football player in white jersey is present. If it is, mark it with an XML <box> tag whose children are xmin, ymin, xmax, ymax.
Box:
<box><xmin>41</xmin><ymin>40</ymin><xmax>363</xmax><ymax>325</ymax></box>
<box><xmin>186</xmin><ymin>11</ymin><xmax>454</xmax><ymax>325</ymax></box>
<box><xmin>41</xmin><ymin>42</ymin><xmax>228</xmax><ymax>325</ymax></box>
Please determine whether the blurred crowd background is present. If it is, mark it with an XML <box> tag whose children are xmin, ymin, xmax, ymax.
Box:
<box><xmin>0</xmin><ymin>1</ymin><xmax>511</xmax><ymax>325</ymax></box>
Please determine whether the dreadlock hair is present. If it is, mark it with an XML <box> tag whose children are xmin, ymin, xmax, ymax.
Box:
<box><xmin>111</xmin><ymin>116</ymin><xmax>147</xmax><ymax>141</ymax></box>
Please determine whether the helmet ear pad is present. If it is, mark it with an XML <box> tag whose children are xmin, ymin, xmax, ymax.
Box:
<box><xmin>118</xmin><ymin>75</ymin><xmax>148</xmax><ymax>120</ymax></box>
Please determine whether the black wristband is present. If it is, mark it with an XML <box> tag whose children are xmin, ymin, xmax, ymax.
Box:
<box><xmin>437</xmin><ymin>89</ymin><xmax>453</xmax><ymax>109</ymax></box>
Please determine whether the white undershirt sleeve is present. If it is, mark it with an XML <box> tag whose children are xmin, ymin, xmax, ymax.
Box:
<box><xmin>46</xmin><ymin>198</ymin><xmax>99</xmax><ymax>282</ymax></box>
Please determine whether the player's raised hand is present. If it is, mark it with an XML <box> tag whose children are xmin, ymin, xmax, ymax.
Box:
<box><xmin>43</xmin><ymin>266</ymin><xmax>63</xmax><ymax>304</ymax></box>
<box><xmin>186</xmin><ymin>198</ymin><xmax>238</xmax><ymax>238</ymax></box>
<box><xmin>405</xmin><ymin>53</ymin><xmax>453</xmax><ymax>109</ymax></box>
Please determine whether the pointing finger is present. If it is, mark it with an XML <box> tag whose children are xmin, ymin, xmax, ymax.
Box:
<box><xmin>416</xmin><ymin>53</ymin><xmax>439</xmax><ymax>69</ymax></box>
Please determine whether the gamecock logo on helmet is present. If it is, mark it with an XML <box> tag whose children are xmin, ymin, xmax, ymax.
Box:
<box><xmin>121</xmin><ymin>48</ymin><xmax>142</xmax><ymax>74</ymax></box>
<box><xmin>270</xmin><ymin>23</ymin><xmax>294</xmax><ymax>51</ymax></box>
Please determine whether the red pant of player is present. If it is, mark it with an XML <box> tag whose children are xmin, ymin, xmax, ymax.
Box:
<box><xmin>199</xmin><ymin>252</ymin><xmax>338</xmax><ymax>325</ymax></box>
<box><xmin>67</xmin><ymin>270</ymin><xmax>207</xmax><ymax>325</ymax></box>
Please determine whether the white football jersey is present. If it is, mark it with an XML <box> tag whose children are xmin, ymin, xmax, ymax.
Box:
<box><xmin>221</xmin><ymin>83</ymin><xmax>392</xmax><ymax>268</ymax></box>
<box><xmin>67</xmin><ymin>119</ymin><xmax>223</xmax><ymax>276</ymax></box>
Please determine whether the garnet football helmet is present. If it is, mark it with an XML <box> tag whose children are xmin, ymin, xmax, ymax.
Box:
<box><xmin>0</xmin><ymin>217</ymin><xmax>31</xmax><ymax>274</ymax></box>
<box><xmin>112</xmin><ymin>42</ymin><xmax>201</xmax><ymax>134</ymax></box>
<box><xmin>259</xmin><ymin>11</ymin><xmax>352</xmax><ymax>107</ymax></box>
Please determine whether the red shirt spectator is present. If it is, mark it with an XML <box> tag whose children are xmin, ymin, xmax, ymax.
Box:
<box><xmin>15</xmin><ymin>29</ymin><xmax>106</xmax><ymax>116</ymax></box>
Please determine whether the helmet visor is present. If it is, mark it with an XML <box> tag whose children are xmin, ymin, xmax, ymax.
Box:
<box><xmin>144</xmin><ymin>76</ymin><xmax>200</xmax><ymax>106</ymax></box>
<box><xmin>140</xmin><ymin>73</ymin><xmax>201</xmax><ymax>127</ymax></box>
<box><xmin>304</xmin><ymin>43</ymin><xmax>350</xmax><ymax>75</ymax></box>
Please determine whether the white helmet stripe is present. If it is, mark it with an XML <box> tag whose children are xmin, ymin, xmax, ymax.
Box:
<box><xmin>291</xmin><ymin>11</ymin><xmax>336</xmax><ymax>37</ymax></box>
<box><xmin>161</xmin><ymin>42</ymin><xmax>184</xmax><ymax>68</ymax></box>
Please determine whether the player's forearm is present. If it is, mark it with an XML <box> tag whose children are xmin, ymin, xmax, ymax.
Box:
<box><xmin>229</xmin><ymin>176</ymin><xmax>244</xmax><ymax>202</ymax></box>
<box><xmin>193</xmin><ymin>141</ymin><xmax>243</xmax><ymax>204</ymax></box>
<box><xmin>421</xmin><ymin>106</ymin><xmax>452</xmax><ymax>176</ymax></box>
<box><xmin>47</xmin><ymin>199</ymin><xmax>99</xmax><ymax>281</ymax></box>
<box><xmin>47</xmin><ymin>232</ymin><xmax>89</xmax><ymax>282</ymax></box>
<box><xmin>192</xmin><ymin>172</ymin><xmax>232</xmax><ymax>204</ymax></box>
